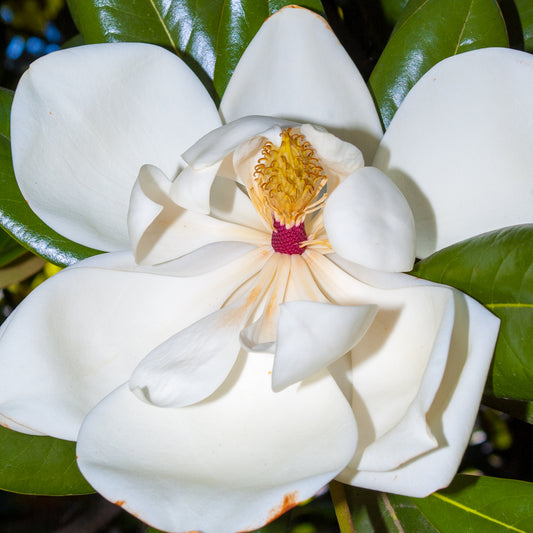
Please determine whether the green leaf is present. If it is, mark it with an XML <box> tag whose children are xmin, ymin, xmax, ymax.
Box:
<box><xmin>0</xmin><ymin>425</ymin><xmax>93</xmax><ymax>495</ymax></box>
<box><xmin>369</xmin><ymin>0</ymin><xmax>508</xmax><ymax>128</ymax></box>
<box><xmin>346</xmin><ymin>476</ymin><xmax>533</xmax><ymax>532</ymax></box>
<box><xmin>411</xmin><ymin>225</ymin><xmax>533</xmax><ymax>401</ymax></box>
<box><xmin>66</xmin><ymin>0</ymin><xmax>82</xmax><ymax>32</ymax></box>
<box><xmin>346</xmin><ymin>486</ymin><xmax>438</xmax><ymax>532</ymax></box>
<box><xmin>0</xmin><ymin>229</ymin><xmax>26</xmax><ymax>268</ymax></box>
<box><xmin>413</xmin><ymin>475</ymin><xmax>533</xmax><ymax>532</ymax></box>
<box><xmin>73</xmin><ymin>0</ymin><xmax>323</xmax><ymax>101</ymax></box>
<box><xmin>0</xmin><ymin>89</ymin><xmax>101</xmax><ymax>267</ymax></box>
<box><xmin>516</xmin><ymin>0</ymin><xmax>533</xmax><ymax>52</ymax></box>
<box><xmin>483</xmin><ymin>396</ymin><xmax>533</xmax><ymax>425</ymax></box>
<box><xmin>379</xmin><ymin>0</ymin><xmax>409</xmax><ymax>26</ymax></box>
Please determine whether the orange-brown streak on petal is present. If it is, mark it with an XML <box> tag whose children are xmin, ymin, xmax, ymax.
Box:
<box><xmin>266</xmin><ymin>491</ymin><xmax>300</xmax><ymax>523</ymax></box>
<box><xmin>288</xmin><ymin>254</ymin><xmax>328</xmax><ymax>303</ymax></box>
<box><xmin>303</xmin><ymin>250</ymin><xmax>369</xmax><ymax>305</ymax></box>
<box><xmin>115</xmin><ymin>500</ymin><xmax>125</xmax><ymax>507</ymax></box>
<box><xmin>251</xmin><ymin>254</ymin><xmax>292</xmax><ymax>344</ymax></box>
<box><xmin>237</xmin><ymin>491</ymin><xmax>300</xmax><ymax>533</ymax></box>
<box><xmin>221</xmin><ymin>246</ymin><xmax>274</xmax><ymax>309</ymax></box>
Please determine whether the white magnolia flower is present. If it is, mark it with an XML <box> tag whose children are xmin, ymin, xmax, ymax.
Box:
<box><xmin>2</xmin><ymin>5</ymin><xmax>531</xmax><ymax>533</ymax></box>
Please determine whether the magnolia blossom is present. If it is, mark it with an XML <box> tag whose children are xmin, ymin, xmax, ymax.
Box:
<box><xmin>1</xmin><ymin>5</ymin><xmax>532</xmax><ymax>533</ymax></box>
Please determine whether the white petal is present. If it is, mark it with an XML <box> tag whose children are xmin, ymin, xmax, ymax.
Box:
<box><xmin>128</xmin><ymin>165</ymin><xmax>269</xmax><ymax>265</ymax></box>
<box><xmin>128</xmin><ymin>164</ymin><xmax>169</xmax><ymax>259</ymax></box>
<box><xmin>300</xmin><ymin>124</ymin><xmax>365</xmax><ymax>190</ymax></box>
<box><xmin>209</xmin><ymin>175</ymin><xmax>267</xmax><ymax>231</ymax></box>
<box><xmin>182</xmin><ymin>115</ymin><xmax>296</xmax><ymax>169</ymax></box>
<box><xmin>374</xmin><ymin>47</ymin><xmax>533</xmax><ymax>257</ymax></box>
<box><xmin>11</xmin><ymin>43</ymin><xmax>220</xmax><ymax>250</ymax></box>
<box><xmin>130</xmin><ymin>305</ymin><xmax>249</xmax><ymax>407</ymax></box>
<box><xmin>0</xmin><ymin>248</ymin><xmax>268</xmax><ymax>440</ymax></box>
<box><xmin>323</xmin><ymin>167</ymin><xmax>416</xmax><ymax>272</ymax></box>
<box><xmin>305</xmin><ymin>252</ymin><xmax>460</xmax><ymax>471</ymax></box>
<box><xmin>272</xmin><ymin>301</ymin><xmax>377</xmax><ymax>391</ymax></box>
<box><xmin>339</xmin><ymin>291</ymin><xmax>499</xmax><ymax>496</ymax></box>
<box><xmin>220</xmin><ymin>6</ymin><xmax>383</xmax><ymax>162</ymax></box>
<box><xmin>239</xmin><ymin>254</ymin><xmax>292</xmax><ymax>351</ymax></box>
<box><xmin>170</xmin><ymin>163</ymin><xmax>221</xmax><ymax>213</ymax></box>
<box><xmin>77</xmin><ymin>353</ymin><xmax>357</xmax><ymax>533</ymax></box>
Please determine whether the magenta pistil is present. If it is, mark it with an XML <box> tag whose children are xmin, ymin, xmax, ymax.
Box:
<box><xmin>271</xmin><ymin>219</ymin><xmax>307</xmax><ymax>255</ymax></box>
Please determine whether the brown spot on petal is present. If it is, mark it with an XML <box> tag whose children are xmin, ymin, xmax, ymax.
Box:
<box><xmin>115</xmin><ymin>500</ymin><xmax>125</xmax><ymax>507</ymax></box>
<box><xmin>267</xmin><ymin>491</ymin><xmax>299</xmax><ymax>522</ymax></box>
<box><xmin>237</xmin><ymin>492</ymin><xmax>301</xmax><ymax>533</ymax></box>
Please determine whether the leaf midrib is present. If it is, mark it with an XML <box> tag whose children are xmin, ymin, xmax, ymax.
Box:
<box><xmin>430</xmin><ymin>493</ymin><xmax>527</xmax><ymax>532</ymax></box>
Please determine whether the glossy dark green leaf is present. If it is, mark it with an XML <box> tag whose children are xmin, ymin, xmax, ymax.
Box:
<box><xmin>346</xmin><ymin>486</ymin><xmax>437</xmax><ymax>532</ymax></box>
<box><xmin>369</xmin><ymin>0</ymin><xmax>508</xmax><ymax>128</ymax></box>
<box><xmin>516</xmin><ymin>0</ymin><xmax>533</xmax><ymax>52</ymax></box>
<box><xmin>483</xmin><ymin>396</ymin><xmax>533</xmax><ymax>425</ymax></box>
<box><xmin>0</xmin><ymin>89</ymin><xmax>101</xmax><ymax>267</ymax></box>
<box><xmin>379</xmin><ymin>0</ymin><xmax>409</xmax><ymax>26</ymax></box>
<box><xmin>0</xmin><ymin>229</ymin><xmax>26</xmax><ymax>268</ymax></box>
<box><xmin>0</xmin><ymin>425</ymin><xmax>93</xmax><ymax>495</ymax></box>
<box><xmin>73</xmin><ymin>0</ymin><xmax>323</xmax><ymax>101</ymax></box>
<box><xmin>413</xmin><ymin>475</ymin><xmax>533</xmax><ymax>532</ymax></box>
<box><xmin>346</xmin><ymin>475</ymin><xmax>533</xmax><ymax>532</ymax></box>
<box><xmin>66</xmin><ymin>0</ymin><xmax>82</xmax><ymax>32</ymax></box>
<box><xmin>412</xmin><ymin>225</ymin><xmax>533</xmax><ymax>401</ymax></box>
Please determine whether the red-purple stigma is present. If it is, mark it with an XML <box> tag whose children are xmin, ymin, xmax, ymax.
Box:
<box><xmin>271</xmin><ymin>219</ymin><xmax>307</xmax><ymax>255</ymax></box>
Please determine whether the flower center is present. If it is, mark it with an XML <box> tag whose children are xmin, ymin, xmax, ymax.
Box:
<box><xmin>250</xmin><ymin>128</ymin><xmax>328</xmax><ymax>255</ymax></box>
<box><xmin>271</xmin><ymin>219</ymin><xmax>307</xmax><ymax>255</ymax></box>
<box><xmin>252</xmin><ymin>128</ymin><xmax>327</xmax><ymax>229</ymax></box>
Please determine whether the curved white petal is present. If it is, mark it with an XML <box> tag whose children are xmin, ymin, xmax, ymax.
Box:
<box><xmin>300</xmin><ymin>124</ymin><xmax>365</xmax><ymax>192</ymax></box>
<box><xmin>170</xmin><ymin>163</ymin><xmax>221</xmax><ymax>213</ymax></box>
<box><xmin>374</xmin><ymin>47</ymin><xmax>533</xmax><ymax>257</ymax></box>
<box><xmin>272</xmin><ymin>301</ymin><xmax>377</xmax><ymax>391</ymax></box>
<box><xmin>305</xmin><ymin>252</ymin><xmax>468</xmax><ymax>473</ymax></box>
<box><xmin>130</xmin><ymin>304</ymin><xmax>250</xmax><ymax>407</ymax></box>
<box><xmin>77</xmin><ymin>353</ymin><xmax>357</xmax><ymax>533</ymax></box>
<box><xmin>220</xmin><ymin>6</ymin><xmax>383</xmax><ymax>162</ymax></box>
<box><xmin>0</xmin><ymin>248</ymin><xmax>269</xmax><ymax>440</ymax></box>
<box><xmin>182</xmin><ymin>115</ymin><xmax>296</xmax><ymax>169</ymax></box>
<box><xmin>323</xmin><ymin>167</ymin><xmax>416</xmax><ymax>272</ymax></box>
<box><xmin>128</xmin><ymin>165</ymin><xmax>269</xmax><ymax>265</ymax></box>
<box><xmin>209</xmin><ymin>175</ymin><xmax>267</xmax><ymax>231</ymax></box>
<box><xmin>12</xmin><ymin>43</ymin><xmax>220</xmax><ymax>250</ymax></box>
<box><xmin>339</xmin><ymin>291</ymin><xmax>499</xmax><ymax>496</ymax></box>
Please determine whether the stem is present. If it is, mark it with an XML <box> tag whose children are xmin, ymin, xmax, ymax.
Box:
<box><xmin>329</xmin><ymin>481</ymin><xmax>357</xmax><ymax>533</ymax></box>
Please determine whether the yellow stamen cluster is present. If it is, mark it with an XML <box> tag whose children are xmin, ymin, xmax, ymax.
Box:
<box><xmin>251</xmin><ymin>129</ymin><xmax>327</xmax><ymax>228</ymax></box>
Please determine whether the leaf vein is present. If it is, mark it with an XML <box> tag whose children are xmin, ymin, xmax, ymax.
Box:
<box><xmin>147</xmin><ymin>0</ymin><xmax>179</xmax><ymax>54</ymax></box>
<box><xmin>431</xmin><ymin>493</ymin><xmax>527</xmax><ymax>532</ymax></box>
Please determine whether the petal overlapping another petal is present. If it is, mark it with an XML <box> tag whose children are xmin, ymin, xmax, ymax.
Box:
<box><xmin>328</xmin><ymin>257</ymin><xmax>500</xmax><ymax>494</ymax></box>
<box><xmin>374</xmin><ymin>47</ymin><xmax>533</xmax><ymax>257</ymax></box>
<box><xmin>128</xmin><ymin>165</ymin><xmax>269</xmax><ymax>265</ymax></box>
<box><xmin>0</xmin><ymin>247</ymin><xmax>269</xmax><ymax>440</ymax></box>
<box><xmin>340</xmin><ymin>290</ymin><xmax>499</xmax><ymax>496</ymax></box>
<box><xmin>77</xmin><ymin>354</ymin><xmax>358</xmax><ymax>533</ymax></box>
<box><xmin>323</xmin><ymin>167</ymin><xmax>416</xmax><ymax>272</ymax></box>
<box><xmin>11</xmin><ymin>43</ymin><xmax>220</xmax><ymax>251</ymax></box>
<box><xmin>219</xmin><ymin>6</ymin><xmax>383</xmax><ymax>162</ymax></box>
<box><xmin>304</xmin><ymin>252</ymin><xmax>498</xmax><ymax>489</ymax></box>
<box><xmin>272</xmin><ymin>301</ymin><xmax>377</xmax><ymax>391</ymax></box>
